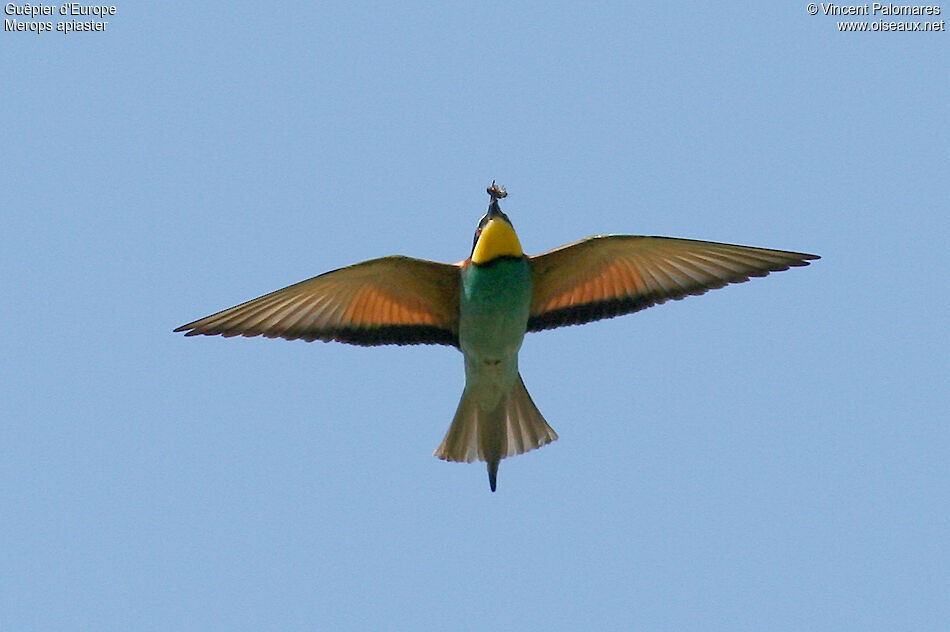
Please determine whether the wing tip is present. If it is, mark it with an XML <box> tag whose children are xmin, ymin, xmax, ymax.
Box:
<box><xmin>785</xmin><ymin>252</ymin><xmax>820</xmax><ymax>267</ymax></box>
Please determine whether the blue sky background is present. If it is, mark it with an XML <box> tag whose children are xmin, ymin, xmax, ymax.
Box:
<box><xmin>3</xmin><ymin>3</ymin><xmax>947</xmax><ymax>630</ymax></box>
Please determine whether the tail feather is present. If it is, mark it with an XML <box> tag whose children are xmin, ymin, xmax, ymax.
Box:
<box><xmin>434</xmin><ymin>374</ymin><xmax>558</xmax><ymax>491</ymax></box>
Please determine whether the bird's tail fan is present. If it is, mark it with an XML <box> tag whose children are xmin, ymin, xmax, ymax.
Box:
<box><xmin>434</xmin><ymin>374</ymin><xmax>558</xmax><ymax>491</ymax></box>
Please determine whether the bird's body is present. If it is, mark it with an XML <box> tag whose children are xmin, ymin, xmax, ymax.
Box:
<box><xmin>450</xmin><ymin>253</ymin><xmax>552</xmax><ymax>491</ymax></box>
<box><xmin>176</xmin><ymin>183</ymin><xmax>819</xmax><ymax>491</ymax></box>
<box><xmin>459</xmin><ymin>257</ymin><xmax>531</xmax><ymax>409</ymax></box>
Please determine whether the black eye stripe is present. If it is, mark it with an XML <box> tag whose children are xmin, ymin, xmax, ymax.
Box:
<box><xmin>478</xmin><ymin>212</ymin><xmax>512</xmax><ymax>228</ymax></box>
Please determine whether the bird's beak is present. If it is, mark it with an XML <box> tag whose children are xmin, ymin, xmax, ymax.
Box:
<box><xmin>487</xmin><ymin>197</ymin><xmax>503</xmax><ymax>219</ymax></box>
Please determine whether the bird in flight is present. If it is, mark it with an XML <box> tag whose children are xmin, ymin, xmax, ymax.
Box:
<box><xmin>175</xmin><ymin>183</ymin><xmax>818</xmax><ymax>491</ymax></box>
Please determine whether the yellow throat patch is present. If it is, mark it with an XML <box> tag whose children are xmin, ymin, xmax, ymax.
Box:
<box><xmin>472</xmin><ymin>218</ymin><xmax>523</xmax><ymax>264</ymax></box>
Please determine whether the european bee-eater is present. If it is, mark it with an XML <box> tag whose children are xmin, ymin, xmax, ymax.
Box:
<box><xmin>175</xmin><ymin>183</ymin><xmax>818</xmax><ymax>491</ymax></box>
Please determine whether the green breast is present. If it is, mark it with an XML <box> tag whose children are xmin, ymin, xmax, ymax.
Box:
<box><xmin>459</xmin><ymin>257</ymin><xmax>532</xmax><ymax>358</ymax></box>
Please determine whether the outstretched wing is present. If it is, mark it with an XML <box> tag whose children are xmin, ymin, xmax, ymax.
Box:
<box><xmin>174</xmin><ymin>256</ymin><xmax>461</xmax><ymax>346</ymax></box>
<box><xmin>528</xmin><ymin>236</ymin><xmax>818</xmax><ymax>331</ymax></box>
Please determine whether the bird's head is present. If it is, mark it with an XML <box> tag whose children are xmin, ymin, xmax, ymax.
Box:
<box><xmin>470</xmin><ymin>182</ymin><xmax>523</xmax><ymax>264</ymax></box>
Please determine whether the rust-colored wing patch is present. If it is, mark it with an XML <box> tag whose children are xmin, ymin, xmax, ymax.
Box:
<box><xmin>528</xmin><ymin>236</ymin><xmax>818</xmax><ymax>331</ymax></box>
<box><xmin>175</xmin><ymin>256</ymin><xmax>460</xmax><ymax>346</ymax></box>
